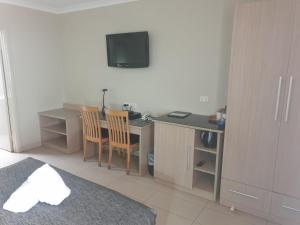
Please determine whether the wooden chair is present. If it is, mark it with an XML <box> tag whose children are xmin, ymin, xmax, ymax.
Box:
<box><xmin>80</xmin><ymin>106</ymin><xmax>109</xmax><ymax>166</ymax></box>
<box><xmin>106</xmin><ymin>110</ymin><xmax>139</xmax><ymax>175</ymax></box>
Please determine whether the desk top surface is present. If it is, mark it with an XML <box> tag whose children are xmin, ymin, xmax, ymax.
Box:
<box><xmin>97</xmin><ymin>113</ymin><xmax>153</xmax><ymax>128</ymax></box>
<box><xmin>39</xmin><ymin>108</ymin><xmax>79</xmax><ymax>120</ymax></box>
<box><xmin>154</xmin><ymin>114</ymin><xmax>224</xmax><ymax>133</ymax></box>
<box><xmin>39</xmin><ymin>108</ymin><xmax>153</xmax><ymax>128</ymax></box>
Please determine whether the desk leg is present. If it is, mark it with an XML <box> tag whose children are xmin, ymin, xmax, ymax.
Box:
<box><xmin>139</xmin><ymin>124</ymin><xmax>154</xmax><ymax>176</ymax></box>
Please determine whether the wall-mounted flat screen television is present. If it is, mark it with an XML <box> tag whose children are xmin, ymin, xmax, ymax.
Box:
<box><xmin>106</xmin><ymin>31</ymin><xmax>149</xmax><ymax>68</ymax></box>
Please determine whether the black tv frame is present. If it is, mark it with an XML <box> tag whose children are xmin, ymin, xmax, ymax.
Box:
<box><xmin>106</xmin><ymin>31</ymin><xmax>149</xmax><ymax>68</ymax></box>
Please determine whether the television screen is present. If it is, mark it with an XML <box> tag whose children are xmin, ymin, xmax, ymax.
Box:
<box><xmin>106</xmin><ymin>32</ymin><xmax>149</xmax><ymax>68</ymax></box>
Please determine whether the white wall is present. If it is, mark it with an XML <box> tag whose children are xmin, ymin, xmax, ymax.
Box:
<box><xmin>0</xmin><ymin>0</ymin><xmax>248</xmax><ymax>152</ymax></box>
<box><xmin>60</xmin><ymin>0</ymin><xmax>242</xmax><ymax>116</ymax></box>
<box><xmin>0</xmin><ymin>4</ymin><xmax>64</xmax><ymax>152</ymax></box>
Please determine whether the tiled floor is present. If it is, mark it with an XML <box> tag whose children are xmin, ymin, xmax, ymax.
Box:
<box><xmin>0</xmin><ymin>147</ymin><xmax>279</xmax><ymax>225</ymax></box>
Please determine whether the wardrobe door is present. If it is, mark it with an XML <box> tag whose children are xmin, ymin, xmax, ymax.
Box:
<box><xmin>222</xmin><ymin>0</ymin><xmax>294</xmax><ymax>190</ymax></box>
<box><xmin>273</xmin><ymin>0</ymin><xmax>300</xmax><ymax>199</ymax></box>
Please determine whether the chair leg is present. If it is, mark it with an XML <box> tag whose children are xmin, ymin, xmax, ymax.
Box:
<box><xmin>108</xmin><ymin>145</ymin><xmax>112</xmax><ymax>170</ymax></box>
<box><xmin>83</xmin><ymin>139</ymin><xmax>87</xmax><ymax>161</ymax></box>
<box><xmin>126</xmin><ymin>147</ymin><xmax>131</xmax><ymax>175</ymax></box>
<box><xmin>98</xmin><ymin>142</ymin><xmax>102</xmax><ymax>167</ymax></box>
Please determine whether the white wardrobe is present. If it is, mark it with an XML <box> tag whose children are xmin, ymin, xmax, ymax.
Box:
<box><xmin>221</xmin><ymin>0</ymin><xmax>300</xmax><ymax>224</ymax></box>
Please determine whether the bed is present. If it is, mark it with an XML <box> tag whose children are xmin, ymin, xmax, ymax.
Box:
<box><xmin>0</xmin><ymin>158</ymin><xmax>156</xmax><ymax>225</ymax></box>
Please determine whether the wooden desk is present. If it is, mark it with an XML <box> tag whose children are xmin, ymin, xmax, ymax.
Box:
<box><xmin>39</xmin><ymin>108</ymin><xmax>154</xmax><ymax>176</ymax></box>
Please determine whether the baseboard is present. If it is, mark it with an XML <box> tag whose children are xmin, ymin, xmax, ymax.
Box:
<box><xmin>15</xmin><ymin>142</ymin><xmax>41</xmax><ymax>153</ymax></box>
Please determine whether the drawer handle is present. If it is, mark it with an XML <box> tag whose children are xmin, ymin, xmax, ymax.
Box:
<box><xmin>186</xmin><ymin>147</ymin><xmax>190</xmax><ymax>170</ymax></box>
<box><xmin>285</xmin><ymin>76</ymin><xmax>294</xmax><ymax>122</ymax></box>
<box><xmin>229</xmin><ymin>189</ymin><xmax>259</xmax><ymax>200</ymax></box>
<box><xmin>282</xmin><ymin>205</ymin><xmax>300</xmax><ymax>213</ymax></box>
<box><xmin>274</xmin><ymin>76</ymin><xmax>283</xmax><ymax>121</ymax></box>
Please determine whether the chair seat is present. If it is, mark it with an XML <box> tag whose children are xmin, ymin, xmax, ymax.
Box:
<box><xmin>86</xmin><ymin>136</ymin><xmax>108</xmax><ymax>143</ymax></box>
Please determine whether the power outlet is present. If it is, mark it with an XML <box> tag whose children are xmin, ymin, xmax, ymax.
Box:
<box><xmin>200</xmin><ymin>96</ymin><xmax>209</xmax><ymax>103</ymax></box>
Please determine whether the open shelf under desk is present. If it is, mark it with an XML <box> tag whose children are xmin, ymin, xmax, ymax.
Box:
<box><xmin>43</xmin><ymin>136</ymin><xmax>67</xmax><ymax>152</ymax></box>
<box><xmin>42</xmin><ymin>123</ymin><xmax>67</xmax><ymax>135</ymax></box>
<box><xmin>194</xmin><ymin>160</ymin><xmax>216</xmax><ymax>175</ymax></box>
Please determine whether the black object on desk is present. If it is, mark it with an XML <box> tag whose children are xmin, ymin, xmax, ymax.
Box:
<box><xmin>128</xmin><ymin>111</ymin><xmax>142</xmax><ymax>120</ymax></box>
<box><xmin>167</xmin><ymin>111</ymin><xmax>191</xmax><ymax>119</ymax></box>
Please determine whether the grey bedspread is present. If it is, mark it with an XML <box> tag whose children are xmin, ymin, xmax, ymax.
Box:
<box><xmin>0</xmin><ymin>158</ymin><xmax>156</xmax><ymax>225</ymax></box>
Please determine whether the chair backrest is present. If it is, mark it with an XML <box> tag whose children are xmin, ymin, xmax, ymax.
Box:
<box><xmin>80</xmin><ymin>106</ymin><xmax>102</xmax><ymax>141</ymax></box>
<box><xmin>106</xmin><ymin>110</ymin><xmax>130</xmax><ymax>147</ymax></box>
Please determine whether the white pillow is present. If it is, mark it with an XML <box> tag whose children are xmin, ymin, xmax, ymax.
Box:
<box><xmin>3</xmin><ymin>164</ymin><xmax>71</xmax><ymax>213</ymax></box>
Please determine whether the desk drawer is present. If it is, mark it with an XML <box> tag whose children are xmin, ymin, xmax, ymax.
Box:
<box><xmin>220</xmin><ymin>179</ymin><xmax>271</xmax><ymax>216</ymax></box>
<box><xmin>270</xmin><ymin>193</ymin><xmax>300</xmax><ymax>225</ymax></box>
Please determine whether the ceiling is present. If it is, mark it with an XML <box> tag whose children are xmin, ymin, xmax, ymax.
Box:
<box><xmin>0</xmin><ymin>0</ymin><xmax>138</xmax><ymax>14</ymax></box>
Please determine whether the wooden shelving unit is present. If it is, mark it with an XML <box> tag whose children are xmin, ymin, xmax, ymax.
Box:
<box><xmin>192</xmin><ymin>129</ymin><xmax>223</xmax><ymax>201</ymax></box>
<box><xmin>154</xmin><ymin>114</ymin><xmax>224</xmax><ymax>202</ymax></box>
<box><xmin>39</xmin><ymin>108</ymin><xmax>82</xmax><ymax>153</ymax></box>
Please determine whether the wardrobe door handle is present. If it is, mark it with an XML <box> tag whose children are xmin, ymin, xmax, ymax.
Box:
<box><xmin>228</xmin><ymin>189</ymin><xmax>259</xmax><ymax>200</ymax></box>
<box><xmin>275</xmin><ymin>76</ymin><xmax>283</xmax><ymax>121</ymax></box>
<box><xmin>285</xmin><ymin>76</ymin><xmax>294</xmax><ymax>122</ymax></box>
<box><xmin>282</xmin><ymin>205</ymin><xmax>300</xmax><ymax>213</ymax></box>
<box><xmin>186</xmin><ymin>147</ymin><xmax>190</xmax><ymax>170</ymax></box>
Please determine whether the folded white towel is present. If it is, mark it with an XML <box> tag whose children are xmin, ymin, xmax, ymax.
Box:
<box><xmin>28</xmin><ymin>164</ymin><xmax>71</xmax><ymax>206</ymax></box>
<box><xmin>3</xmin><ymin>164</ymin><xmax>71</xmax><ymax>213</ymax></box>
<box><xmin>3</xmin><ymin>180</ymin><xmax>39</xmax><ymax>213</ymax></box>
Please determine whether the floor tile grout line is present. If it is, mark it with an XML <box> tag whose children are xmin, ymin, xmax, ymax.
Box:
<box><xmin>142</xmin><ymin>191</ymin><xmax>156</xmax><ymax>203</ymax></box>
<box><xmin>150</xmin><ymin>204</ymin><xmax>195</xmax><ymax>223</ymax></box>
<box><xmin>145</xmin><ymin>193</ymin><xmax>209</xmax><ymax>219</ymax></box>
<box><xmin>145</xmin><ymin>197</ymin><xmax>207</xmax><ymax>222</ymax></box>
<box><xmin>149</xmin><ymin>188</ymin><xmax>210</xmax><ymax>207</ymax></box>
<box><xmin>190</xmin><ymin>199</ymin><xmax>209</xmax><ymax>225</ymax></box>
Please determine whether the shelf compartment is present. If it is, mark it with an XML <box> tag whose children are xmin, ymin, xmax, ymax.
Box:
<box><xmin>194</xmin><ymin>160</ymin><xmax>216</xmax><ymax>175</ymax></box>
<box><xmin>42</xmin><ymin>123</ymin><xmax>66</xmax><ymax>135</ymax></box>
<box><xmin>194</xmin><ymin>150</ymin><xmax>216</xmax><ymax>174</ymax></box>
<box><xmin>194</xmin><ymin>130</ymin><xmax>218</xmax><ymax>154</ymax></box>
<box><xmin>43</xmin><ymin>136</ymin><xmax>67</xmax><ymax>152</ymax></box>
<box><xmin>195</xmin><ymin>146</ymin><xmax>217</xmax><ymax>155</ymax></box>
<box><xmin>193</xmin><ymin>172</ymin><xmax>215</xmax><ymax>193</ymax></box>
